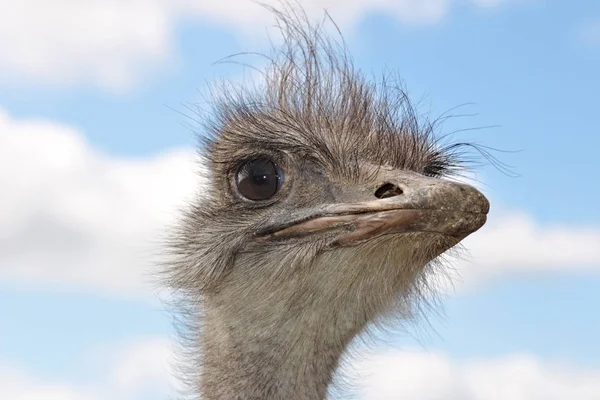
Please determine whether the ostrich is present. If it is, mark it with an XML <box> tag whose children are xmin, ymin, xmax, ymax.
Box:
<box><xmin>164</xmin><ymin>6</ymin><xmax>490</xmax><ymax>400</ymax></box>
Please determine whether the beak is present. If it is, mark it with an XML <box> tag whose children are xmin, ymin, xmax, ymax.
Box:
<box><xmin>256</xmin><ymin>171</ymin><xmax>489</xmax><ymax>248</ymax></box>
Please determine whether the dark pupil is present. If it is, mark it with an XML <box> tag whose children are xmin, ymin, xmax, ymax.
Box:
<box><xmin>236</xmin><ymin>159</ymin><xmax>281</xmax><ymax>201</ymax></box>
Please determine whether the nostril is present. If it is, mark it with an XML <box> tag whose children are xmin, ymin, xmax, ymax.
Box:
<box><xmin>374</xmin><ymin>183</ymin><xmax>404</xmax><ymax>199</ymax></box>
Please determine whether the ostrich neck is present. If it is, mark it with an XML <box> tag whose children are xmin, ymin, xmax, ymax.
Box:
<box><xmin>199</xmin><ymin>283</ymin><xmax>367</xmax><ymax>399</ymax></box>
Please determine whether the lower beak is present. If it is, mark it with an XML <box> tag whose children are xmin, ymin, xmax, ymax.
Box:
<box><xmin>258</xmin><ymin>173</ymin><xmax>489</xmax><ymax>248</ymax></box>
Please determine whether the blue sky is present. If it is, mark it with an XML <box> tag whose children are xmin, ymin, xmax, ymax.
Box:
<box><xmin>1</xmin><ymin>1</ymin><xmax>599</xmax><ymax>398</ymax></box>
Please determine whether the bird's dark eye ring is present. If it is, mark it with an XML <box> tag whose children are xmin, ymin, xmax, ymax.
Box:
<box><xmin>235</xmin><ymin>158</ymin><xmax>284</xmax><ymax>201</ymax></box>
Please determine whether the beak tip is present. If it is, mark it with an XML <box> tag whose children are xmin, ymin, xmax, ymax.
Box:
<box><xmin>450</xmin><ymin>181</ymin><xmax>490</xmax><ymax>215</ymax></box>
<box><xmin>476</xmin><ymin>190</ymin><xmax>490</xmax><ymax>215</ymax></box>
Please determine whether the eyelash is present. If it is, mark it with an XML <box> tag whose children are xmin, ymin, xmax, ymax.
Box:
<box><xmin>423</xmin><ymin>162</ymin><xmax>445</xmax><ymax>177</ymax></box>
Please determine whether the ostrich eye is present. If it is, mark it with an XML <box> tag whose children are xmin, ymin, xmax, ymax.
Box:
<box><xmin>235</xmin><ymin>159</ymin><xmax>284</xmax><ymax>201</ymax></box>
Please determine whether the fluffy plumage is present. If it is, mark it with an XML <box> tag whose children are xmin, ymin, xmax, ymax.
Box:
<box><xmin>162</xmin><ymin>4</ymin><xmax>491</xmax><ymax>399</ymax></box>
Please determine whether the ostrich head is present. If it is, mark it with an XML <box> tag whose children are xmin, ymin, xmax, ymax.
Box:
<box><xmin>165</xmin><ymin>6</ymin><xmax>489</xmax><ymax>400</ymax></box>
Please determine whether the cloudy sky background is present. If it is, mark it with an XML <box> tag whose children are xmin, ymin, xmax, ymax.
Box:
<box><xmin>1</xmin><ymin>0</ymin><xmax>599</xmax><ymax>398</ymax></box>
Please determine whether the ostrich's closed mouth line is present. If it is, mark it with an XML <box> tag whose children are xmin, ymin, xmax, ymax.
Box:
<box><xmin>256</xmin><ymin>206</ymin><xmax>488</xmax><ymax>245</ymax></box>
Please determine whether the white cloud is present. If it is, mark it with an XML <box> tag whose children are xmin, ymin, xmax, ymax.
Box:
<box><xmin>3</xmin><ymin>338</ymin><xmax>600</xmax><ymax>400</ymax></box>
<box><xmin>0</xmin><ymin>107</ymin><xmax>201</xmax><ymax>298</ymax></box>
<box><xmin>107</xmin><ymin>338</ymin><xmax>180</xmax><ymax>396</ymax></box>
<box><xmin>455</xmin><ymin>209</ymin><xmax>600</xmax><ymax>287</ymax></box>
<box><xmin>0</xmin><ymin>108</ymin><xmax>598</xmax><ymax>297</ymax></box>
<box><xmin>340</xmin><ymin>348</ymin><xmax>600</xmax><ymax>400</ymax></box>
<box><xmin>0</xmin><ymin>0</ymin><xmax>513</xmax><ymax>91</ymax></box>
<box><xmin>0</xmin><ymin>337</ymin><xmax>178</xmax><ymax>400</ymax></box>
<box><xmin>0</xmin><ymin>0</ymin><xmax>174</xmax><ymax>92</ymax></box>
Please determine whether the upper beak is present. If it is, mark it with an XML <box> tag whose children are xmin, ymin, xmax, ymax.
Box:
<box><xmin>257</xmin><ymin>171</ymin><xmax>490</xmax><ymax>248</ymax></box>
